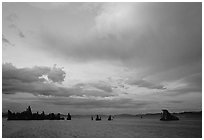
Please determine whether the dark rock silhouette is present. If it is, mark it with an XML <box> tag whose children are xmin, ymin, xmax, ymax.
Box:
<box><xmin>96</xmin><ymin>115</ymin><xmax>101</xmax><ymax>121</ymax></box>
<box><xmin>67</xmin><ymin>113</ymin><xmax>71</xmax><ymax>120</ymax></box>
<box><xmin>7</xmin><ymin>106</ymin><xmax>64</xmax><ymax>120</ymax></box>
<box><xmin>108</xmin><ymin>115</ymin><xmax>112</xmax><ymax>121</ymax></box>
<box><xmin>7</xmin><ymin>110</ymin><xmax>15</xmax><ymax>120</ymax></box>
<box><xmin>160</xmin><ymin>109</ymin><xmax>179</xmax><ymax>121</ymax></box>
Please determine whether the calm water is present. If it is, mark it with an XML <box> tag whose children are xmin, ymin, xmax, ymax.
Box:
<box><xmin>2</xmin><ymin>116</ymin><xmax>202</xmax><ymax>138</ymax></box>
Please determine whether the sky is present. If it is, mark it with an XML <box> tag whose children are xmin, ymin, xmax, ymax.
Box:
<box><xmin>2</xmin><ymin>2</ymin><xmax>202</xmax><ymax>115</ymax></box>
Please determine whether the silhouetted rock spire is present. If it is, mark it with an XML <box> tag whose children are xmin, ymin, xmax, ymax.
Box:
<box><xmin>96</xmin><ymin>115</ymin><xmax>101</xmax><ymax>121</ymax></box>
<box><xmin>108</xmin><ymin>115</ymin><xmax>112</xmax><ymax>121</ymax></box>
<box><xmin>7</xmin><ymin>110</ymin><xmax>13</xmax><ymax>120</ymax></box>
<box><xmin>67</xmin><ymin>113</ymin><xmax>71</xmax><ymax>120</ymax></box>
<box><xmin>27</xmin><ymin>106</ymin><xmax>32</xmax><ymax>114</ymax></box>
<box><xmin>160</xmin><ymin>109</ymin><xmax>179</xmax><ymax>121</ymax></box>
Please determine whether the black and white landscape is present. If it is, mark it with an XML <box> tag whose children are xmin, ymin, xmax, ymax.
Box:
<box><xmin>2</xmin><ymin>2</ymin><xmax>202</xmax><ymax>138</ymax></box>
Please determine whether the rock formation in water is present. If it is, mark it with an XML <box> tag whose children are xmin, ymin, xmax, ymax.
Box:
<box><xmin>108</xmin><ymin>115</ymin><xmax>112</xmax><ymax>121</ymax></box>
<box><xmin>96</xmin><ymin>115</ymin><xmax>101</xmax><ymax>121</ymax></box>
<box><xmin>67</xmin><ymin>113</ymin><xmax>71</xmax><ymax>120</ymax></box>
<box><xmin>160</xmin><ymin>109</ymin><xmax>179</xmax><ymax>121</ymax></box>
<box><xmin>7</xmin><ymin>106</ymin><xmax>64</xmax><ymax>120</ymax></box>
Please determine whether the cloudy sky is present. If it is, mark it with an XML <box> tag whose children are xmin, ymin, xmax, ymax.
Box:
<box><xmin>2</xmin><ymin>2</ymin><xmax>202</xmax><ymax>115</ymax></box>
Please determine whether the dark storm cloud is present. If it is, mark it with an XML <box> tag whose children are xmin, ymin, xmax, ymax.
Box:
<box><xmin>3</xmin><ymin>63</ymin><xmax>64</xmax><ymax>94</ymax></box>
<box><xmin>3</xmin><ymin>63</ymin><xmax>66</xmax><ymax>83</ymax></box>
<box><xmin>3</xmin><ymin>63</ymin><xmax>50</xmax><ymax>83</ymax></box>
<box><xmin>2</xmin><ymin>63</ymin><xmax>114</xmax><ymax>97</ymax></box>
<box><xmin>3</xmin><ymin>79</ymin><xmax>58</xmax><ymax>95</ymax></box>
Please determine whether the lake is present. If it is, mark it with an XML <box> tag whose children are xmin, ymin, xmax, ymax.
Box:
<box><xmin>2</xmin><ymin>115</ymin><xmax>202</xmax><ymax>138</ymax></box>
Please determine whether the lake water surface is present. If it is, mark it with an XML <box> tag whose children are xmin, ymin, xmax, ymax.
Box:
<box><xmin>2</xmin><ymin>116</ymin><xmax>202</xmax><ymax>138</ymax></box>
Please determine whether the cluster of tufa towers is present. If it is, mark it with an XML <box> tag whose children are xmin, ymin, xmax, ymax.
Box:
<box><xmin>7</xmin><ymin>106</ymin><xmax>72</xmax><ymax>120</ymax></box>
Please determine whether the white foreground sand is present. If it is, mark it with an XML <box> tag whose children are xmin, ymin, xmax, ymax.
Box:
<box><xmin>2</xmin><ymin>116</ymin><xmax>202</xmax><ymax>138</ymax></box>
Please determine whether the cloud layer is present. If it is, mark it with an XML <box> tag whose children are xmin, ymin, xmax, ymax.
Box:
<box><xmin>2</xmin><ymin>3</ymin><xmax>202</xmax><ymax>114</ymax></box>
<box><xmin>2</xmin><ymin>63</ymin><xmax>115</xmax><ymax>98</ymax></box>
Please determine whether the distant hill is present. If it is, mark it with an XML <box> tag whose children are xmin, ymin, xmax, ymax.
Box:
<box><xmin>115</xmin><ymin>111</ymin><xmax>202</xmax><ymax>118</ymax></box>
